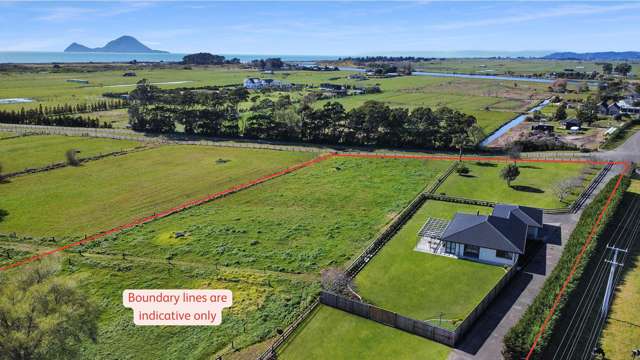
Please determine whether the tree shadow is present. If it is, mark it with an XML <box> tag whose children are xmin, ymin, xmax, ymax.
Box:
<box><xmin>459</xmin><ymin>174</ymin><xmax>476</xmax><ymax>178</ymax></box>
<box><xmin>519</xmin><ymin>165</ymin><xmax>542</xmax><ymax>170</ymax></box>
<box><xmin>475</xmin><ymin>162</ymin><xmax>497</xmax><ymax>167</ymax></box>
<box><xmin>512</xmin><ymin>185</ymin><xmax>544</xmax><ymax>193</ymax></box>
<box><xmin>0</xmin><ymin>209</ymin><xmax>8</xmax><ymax>223</ymax></box>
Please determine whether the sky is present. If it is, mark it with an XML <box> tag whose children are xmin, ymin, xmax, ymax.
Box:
<box><xmin>0</xmin><ymin>1</ymin><xmax>639</xmax><ymax>56</ymax></box>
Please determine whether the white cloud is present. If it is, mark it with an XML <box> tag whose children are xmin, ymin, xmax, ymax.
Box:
<box><xmin>432</xmin><ymin>3</ymin><xmax>640</xmax><ymax>30</ymax></box>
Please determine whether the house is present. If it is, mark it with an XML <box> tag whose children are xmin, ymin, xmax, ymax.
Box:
<box><xmin>562</xmin><ymin>119</ymin><xmax>581</xmax><ymax>130</ymax></box>
<box><xmin>532</xmin><ymin>124</ymin><xmax>554</xmax><ymax>133</ymax></box>
<box><xmin>319</xmin><ymin>83</ymin><xmax>347</xmax><ymax>96</ymax></box>
<box><xmin>607</xmin><ymin>102</ymin><xmax>621</xmax><ymax>116</ymax></box>
<box><xmin>617</xmin><ymin>100</ymin><xmax>640</xmax><ymax>115</ymax></box>
<box><xmin>416</xmin><ymin>204</ymin><xmax>544</xmax><ymax>266</ymax></box>
<box><xmin>243</xmin><ymin>78</ymin><xmax>290</xmax><ymax>90</ymax></box>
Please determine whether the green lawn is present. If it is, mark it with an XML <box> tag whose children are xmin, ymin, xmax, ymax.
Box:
<box><xmin>279</xmin><ymin>305</ymin><xmax>450</xmax><ymax>360</ymax></box>
<box><xmin>600</xmin><ymin>180</ymin><xmax>640</xmax><ymax>359</ymax></box>
<box><xmin>0</xmin><ymin>145</ymin><xmax>314</xmax><ymax>238</ymax></box>
<box><xmin>0</xmin><ymin>134</ymin><xmax>140</xmax><ymax>173</ymax></box>
<box><xmin>80</xmin><ymin>157</ymin><xmax>452</xmax><ymax>273</ymax></box>
<box><xmin>0</xmin><ymin>131</ymin><xmax>16</xmax><ymax>139</ymax></box>
<box><xmin>355</xmin><ymin>200</ymin><xmax>504</xmax><ymax>327</ymax></box>
<box><xmin>437</xmin><ymin>160</ymin><xmax>593</xmax><ymax>208</ymax></box>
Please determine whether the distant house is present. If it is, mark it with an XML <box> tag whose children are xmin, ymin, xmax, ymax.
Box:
<box><xmin>416</xmin><ymin>204</ymin><xmax>544</xmax><ymax>266</ymax></box>
<box><xmin>243</xmin><ymin>78</ymin><xmax>290</xmax><ymax>90</ymax></box>
<box><xmin>532</xmin><ymin>124</ymin><xmax>554</xmax><ymax>133</ymax></box>
<box><xmin>616</xmin><ymin>100</ymin><xmax>640</xmax><ymax>115</ymax></box>
<box><xmin>607</xmin><ymin>102</ymin><xmax>621</xmax><ymax>116</ymax></box>
<box><xmin>319</xmin><ymin>83</ymin><xmax>347</xmax><ymax>96</ymax></box>
<box><xmin>562</xmin><ymin>119</ymin><xmax>582</xmax><ymax>130</ymax></box>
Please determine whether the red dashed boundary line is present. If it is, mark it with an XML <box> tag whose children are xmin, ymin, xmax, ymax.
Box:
<box><xmin>0</xmin><ymin>153</ymin><xmax>333</xmax><ymax>272</ymax></box>
<box><xmin>0</xmin><ymin>151</ymin><xmax>631</xmax><ymax>357</ymax></box>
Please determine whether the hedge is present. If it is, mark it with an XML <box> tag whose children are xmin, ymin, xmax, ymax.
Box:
<box><xmin>503</xmin><ymin>174</ymin><xmax>630</xmax><ymax>359</ymax></box>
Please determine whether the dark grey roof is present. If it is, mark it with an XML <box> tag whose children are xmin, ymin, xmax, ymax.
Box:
<box><xmin>492</xmin><ymin>204</ymin><xmax>543</xmax><ymax>228</ymax></box>
<box><xmin>441</xmin><ymin>213</ymin><xmax>527</xmax><ymax>254</ymax></box>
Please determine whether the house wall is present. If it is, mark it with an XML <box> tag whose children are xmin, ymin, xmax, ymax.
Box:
<box><xmin>477</xmin><ymin>247</ymin><xmax>516</xmax><ymax>266</ymax></box>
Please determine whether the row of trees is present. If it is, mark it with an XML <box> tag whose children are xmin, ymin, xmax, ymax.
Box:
<box><xmin>127</xmin><ymin>79</ymin><xmax>484</xmax><ymax>151</ymax></box>
<box><xmin>33</xmin><ymin>100</ymin><xmax>126</xmax><ymax>116</ymax></box>
<box><xmin>602</xmin><ymin>62</ymin><xmax>632</xmax><ymax>76</ymax></box>
<box><xmin>0</xmin><ymin>109</ymin><xmax>112</xmax><ymax>128</ymax></box>
<box><xmin>181</xmin><ymin>53</ymin><xmax>241</xmax><ymax>65</ymax></box>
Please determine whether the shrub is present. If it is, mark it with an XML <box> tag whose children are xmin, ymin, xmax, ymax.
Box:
<box><xmin>503</xmin><ymin>175</ymin><xmax>630</xmax><ymax>359</ymax></box>
<box><xmin>65</xmin><ymin>149</ymin><xmax>80</xmax><ymax>166</ymax></box>
<box><xmin>456</xmin><ymin>164</ymin><xmax>470</xmax><ymax>175</ymax></box>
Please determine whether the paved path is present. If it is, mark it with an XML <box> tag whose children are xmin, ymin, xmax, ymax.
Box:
<box><xmin>448</xmin><ymin>165</ymin><xmax>623</xmax><ymax>360</ymax></box>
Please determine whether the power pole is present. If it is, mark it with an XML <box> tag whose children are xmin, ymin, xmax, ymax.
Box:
<box><xmin>602</xmin><ymin>245</ymin><xmax>627</xmax><ymax>317</ymax></box>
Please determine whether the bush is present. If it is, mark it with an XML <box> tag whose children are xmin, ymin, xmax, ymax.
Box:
<box><xmin>456</xmin><ymin>164</ymin><xmax>470</xmax><ymax>175</ymax></box>
<box><xmin>503</xmin><ymin>175</ymin><xmax>630</xmax><ymax>359</ymax></box>
<box><xmin>65</xmin><ymin>149</ymin><xmax>80</xmax><ymax>166</ymax></box>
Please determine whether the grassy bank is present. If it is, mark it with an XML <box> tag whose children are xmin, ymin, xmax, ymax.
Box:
<box><xmin>503</xmin><ymin>174</ymin><xmax>630</xmax><ymax>359</ymax></box>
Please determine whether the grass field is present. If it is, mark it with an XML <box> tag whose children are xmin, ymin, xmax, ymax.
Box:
<box><xmin>79</xmin><ymin>157</ymin><xmax>452</xmax><ymax>273</ymax></box>
<box><xmin>355</xmin><ymin>200</ymin><xmax>504</xmax><ymax>327</ymax></box>
<box><xmin>0</xmin><ymin>145</ymin><xmax>314</xmax><ymax>237</ymax></box>
<box><xmin>437</xmin><ymin>160</ymin><xmax>594</xmax><ymax>208</ymax></box>
<box><xmin>0</xmin><ymin>134</ymin><xmax>140</xmax><ymax>173</ymax></box>
<box><xmin>278</xmin><ymin>305</ymin><xmax>451</xmax><ymax>360</ymax></box>
<box><xmin>600</xmin><ymin>180</ymin><xmax>640</xmax><ymax>359</ymax></box>
<box><xmin>10</xmin><ymin>254</ymin><xmax>317</xmax><ymax>360</ymax></box>
<box><xmin>0</xmin><ymin>66</ymin><xmax>572</xmax><ymax>135</ymax></box>
<box><xmin>413</xmin><ymin>59</ymin><xmax>639</xmax><ymax>76</ymax></box>
<box><xmin>0</xmin><ymin>153</ymin><xmax>454</xmax><ymax>359</ymax></box>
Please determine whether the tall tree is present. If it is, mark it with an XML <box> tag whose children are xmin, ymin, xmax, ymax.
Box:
<box><xmin>553</xmin><ymin>103</ymin><xmax>568</xmax><ymax>121</ymax></box>
<box><xmin>614</xmin><ymin>62</ymin><xmax>632</xmax><ymax>76</ymax></box>
<box><xmin>602</xmin><ymin>63</ymin><xmax>613</xmax><ymax>75</ymax></box>
<box><xmin>576</xmin><ymin>96</ymin><xmax>599</xmax><ymax>125</ymax></box>
<box><xmin>500</xmin><ymin>163</ymin><xmax>520</xmax><ymax>187</ymax></box>
<box><xmin>0</xmin><ymin>260</ymin><xmax>99</xmax><ymax>359</ymax></box>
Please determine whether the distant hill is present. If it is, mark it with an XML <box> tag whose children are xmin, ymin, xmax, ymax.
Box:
<box><xmin>542</xmin><ymin>51</ymin><xmax>640</xmax><ymax>61</ymax></box>
<box><xmin>64</xmin><ymin>36</ymin><xmax>168</xmax><ymax>53</ymax></box>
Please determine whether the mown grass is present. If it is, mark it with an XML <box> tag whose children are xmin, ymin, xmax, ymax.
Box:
<box><xmin>0</xmin><ymin>134</ymin><xmax>140</xmax><ymax>173</ymax></box>
<box><xmin>278</xmin><ymin>305</ymin><xmax>451</xmax><ymax>360</ymax></box>
<box><xmin>82</xmin><ymin>157</ymin><xmax>452</xmax><ymax>273</ymax></box>
<box><xmin>0</xmin><ymin>145</ymin><xmax>315</xmax><ymax>237</ymax></box>
<box><xmin>437</xmin><ymin>160</ymin><xmax>593</xmax><ymax>208</ymax></box>
<box><xmin>355</xmin><ymin>200</ymin><xmax>504</xmax><ymax>327</ymax></box>
<box><xmin>600</xmin><ymin>180</ymin><xmax>640</xmax><ymax>359</ymax></box>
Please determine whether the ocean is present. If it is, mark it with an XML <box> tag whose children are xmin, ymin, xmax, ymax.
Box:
<box><xmin>0</xmin><ymin>52</ymin><xmax>341</xmax><ymax>64</ymax></box>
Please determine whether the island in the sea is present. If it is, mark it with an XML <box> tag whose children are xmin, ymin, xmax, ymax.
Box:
<box><xmin>64</xmin><ymin>35</ymin><xmax>168</xmax><ymax>53</ymax></box>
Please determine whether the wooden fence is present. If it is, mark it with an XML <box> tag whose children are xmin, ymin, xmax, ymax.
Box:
<box><xmin>321</xmin><ymin>265</ymin><xmax>519</xmax><ymax>348</ymax></box>
<box><xmin>453</xmin><ymin>265</ymin><xmax>518</xmax><ymax>338</ymax></box>
<box><xmin>320</xmin><ymin>291</ymin><xmax>457</xmax><ymax>346</ymax></box>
